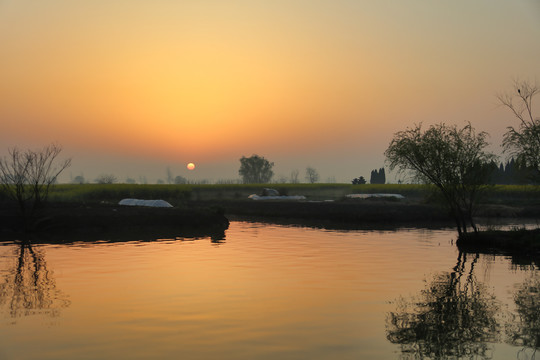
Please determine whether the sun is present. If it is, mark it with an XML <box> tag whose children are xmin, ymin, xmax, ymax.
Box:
<box><xmin>187</xmin><ymin>162</ymin><xmax>195</xmax><ymax>170</ymax></box>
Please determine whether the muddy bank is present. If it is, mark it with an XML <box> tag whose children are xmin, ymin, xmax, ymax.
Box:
<box><xmin>457</xmin><ymin>228</ymin><xmax>540</xmax><ymax>267</ymax></box>
<box><xmin>0</xmin><ymin>202</ymin><xmax>229</xmax><ymax>242</ymax></box>
<box><xmin>1</xmin><ymin>197</ymin><xmax>537</xmax><ymax>241</ymax></box>
<box><xmin>188</xmin><ymin>198</ymin><xmax>540</xmax><ymax>229</ymax></box>
<box><xmin>189</xmin><ymin>199</ymin><xmax>453</xmax><ymax>229</ymax></box>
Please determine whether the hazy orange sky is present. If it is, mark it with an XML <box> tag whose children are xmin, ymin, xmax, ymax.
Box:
<box><xmin>1</xmin><ymin>1</ymin><xmax>539</xmax><ymax>183</ymax></box>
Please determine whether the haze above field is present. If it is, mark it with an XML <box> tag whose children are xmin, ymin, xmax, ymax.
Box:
<box><xmin>1</xmin><ymin>1</ymin><xmax>539</xmax><ymax>183</ymax></box>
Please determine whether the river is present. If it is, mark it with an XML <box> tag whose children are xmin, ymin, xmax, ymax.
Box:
<box><xmin>0</xmin><ymin>221</ymin><xmax>538</xmax><ymax>359</ymax></box>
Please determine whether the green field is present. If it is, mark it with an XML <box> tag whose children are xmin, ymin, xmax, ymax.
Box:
<box><xmin>43</xmin><ymin>183</ymin><xmax>540</xmax><ymax>206</ymax></box>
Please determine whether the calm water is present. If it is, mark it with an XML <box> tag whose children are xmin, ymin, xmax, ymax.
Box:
<box><xmin>0</xmin><ymin>221</ymin><xmax>538</xmax><ymax>360</ymax></box>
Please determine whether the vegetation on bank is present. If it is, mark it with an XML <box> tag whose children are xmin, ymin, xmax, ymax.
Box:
<box><xmin>35</xmin><ymin>183</ymin><xmax>437</xmax><ymax>204</ymax></box>
<box><xmin>1</xmin><ymin>182</ymin><xmax>538</xmax><ymax>248</ymax></box>
<box><xmin>30</xmin><ymin>182</ymin><xmax>537</xmax><ymax>206</ymax></box>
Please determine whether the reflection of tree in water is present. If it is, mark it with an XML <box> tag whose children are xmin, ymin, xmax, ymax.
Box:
<box><xmin>0</xmin><ymin>243</ymin><xmax>70</xmax><ymax>320</ymax></box>
<box><xmin>386</xmin><ymin>252</ymin><xmax>500</xmax><ymax>359</ymax></box>
<box><xmin>506</xmin><ymin>274</ymin><xmax>540</xmax><ymax>360</ymax></box>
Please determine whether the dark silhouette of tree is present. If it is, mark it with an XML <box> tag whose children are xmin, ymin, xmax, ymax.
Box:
<box><xmin>370</xmin><ymin>168</ymin><xmax>386</xmax><ymax>184</ymax></box>
<box><xmin>72</xmin><ymin>175</ymin><xmax>85</xmax><ymax>184</ymax></box>
<box><xmin>498</xmin><ymin>80</ymin><xmax>540</xmax><ymax>181</ymax></box>
<box><xmin>352</xmin><ymin>176</ymin><xmax>366</xmax><ymax>184</ymax></box>
<box><xmin>386</xmin><ymin>252</ymin><xmax>500</xmax><ymax>359</ymax></box>
<box><xmin>238</xmin><ymin>155</ymin><xmax>274</xmax><ymax>184</ymax></box>
<box><xmin>305</xmin><ymin>167</ymin><xmax>319</xmax><ymax>184</ymax></box>
<box><xmin>0</xmin><ymin>144</ymin><xmax>71</xmax><ymax>225</ymax></box>
<box><xmin>95</xmin><ymin>174</ymin><xmax>117</xmax><ymax>184</ymax></box>
<box><xmin>494</xmin><ymin>157</ymin><xmax>540</xmax><ymax>185</ymax></box>
<box><xmin>487</xmin><ymin>158</ymin><xmax>538</xmax><ymax>184</ymax></box>
<box><xmin>0</xmin><ymin>243</ymin><xmax>70</xmax><ymax>320</ymax></box>
<box><xmin>290</xmin><ymin>169</ymin><xmax>300</xmax><ymax>184</ymax></box>
<box><xmin>174</xmin><ymin>175</ymin><xmax>187</xmax><ymax>184</ymax></box>
<box><xmin>385</xmin><ymin>122</ymin><xmax>496</xmax><ymax>236</ymax></box>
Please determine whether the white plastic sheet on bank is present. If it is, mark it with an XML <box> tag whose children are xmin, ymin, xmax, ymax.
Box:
<box><xmin>345</xmin><ymin>194</ymin><xmax>404</xmax><ymax>199</ymax></box>
<box><xmin>248</xmin><ymin>194</ymin><xmax>306</xmax><ymax>200</ymax></box>
<box><xmin>118</xmin><ymin>198</ymin><xmax>173</xmax><ymax>207</ymax></box>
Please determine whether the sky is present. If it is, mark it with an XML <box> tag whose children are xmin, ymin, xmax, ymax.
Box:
<box><xmin>1</xmin><ymin>0</ymin><xmax>539</xmax><ymax>184</ymax></box>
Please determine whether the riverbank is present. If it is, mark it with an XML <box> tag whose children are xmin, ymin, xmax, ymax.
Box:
<box><xmin>191</xmin><ymin>198</ymin><xmax>451</xmax><ymax>229</ymax></box>
<box><xmin>1</xmin><ymin>182</ymin><xmax>538</xmax><ymax>241</ymax></box>
<box><xmin>457</xmin><ymin>228</ymin><xmax>540</xmax><ymax>266</ymax></box>
<box><xmin>187</xmin><ymin>197</ymin><xmax>540</xmax><ymax>229</ymax></box>
<box><xmin>0</xmin><ymin>202</ymin><xmax>229</xmax><ymax>242</ymax></box>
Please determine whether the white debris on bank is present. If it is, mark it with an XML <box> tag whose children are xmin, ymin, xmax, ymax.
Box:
<box><xmin>118</xmin><ymin>199</ymin><xmax>173</xmax><ymax>207</ymax></box>
<box><xmin>248</xmin><ymin>194</ymin><xmax>306</xmax><ymax>201</ymax></box>
<box><xmin>345</xmin><ymin>194</ymin><xmax>405</xmax><ymax>199</ymax></box>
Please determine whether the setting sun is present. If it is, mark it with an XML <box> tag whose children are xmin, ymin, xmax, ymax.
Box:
<box><xmin>187</xmin><ymin>163</ymin><xmax>195</xmax><ymax>171</ymax></box>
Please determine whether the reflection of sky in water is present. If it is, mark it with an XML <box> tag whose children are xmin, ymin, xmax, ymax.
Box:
<box><xmin>0</xmin><ymin>222</ymin><xmax>538</xmax><ymax>360</ymax></box>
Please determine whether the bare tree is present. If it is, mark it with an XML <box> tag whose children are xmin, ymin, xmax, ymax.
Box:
<box><xmin>290</xmin><ymin>169</ymin><xmax>300</xmax><ymax>184</ymax></box>
<box><xmin>305</xmin><ymin>167</ymin><xmax>319</xmax><ymax>184</ymax></box>
<box><xmin>498</xmin><ymin>80</ymin><xmax>540</xmax><ymax>176</ymax></box>
<box><xmin>166</xmin><ymin>166</ymin><xmax>174</xmax><ymax>184</ymax></box>
<box><xmin>95</xmin><ymin>174</ymin><xmax>117</xmax><ymax>184</ymax></box>
<box><xmin>276</xmin><ymin>175</ymin><xmax>289</xmax><ymax>184</ymax></box>
<box><xmin>0</xmin><ymin>144</ymin><xmax>71</xmax><ymax>219</ymax></box>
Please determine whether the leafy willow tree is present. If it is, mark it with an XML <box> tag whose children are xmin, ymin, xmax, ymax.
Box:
<box><xmin>385</xmin><ymin>122</ymin><xmax>496</xmax><ymax>237</ymax></box>
<box><xmin>498</xmin><ymin>80</ymin><xmax>540</xmax><ymax>179</ymax></box>
<box><xmin>238</xmin><ymin>155</ymin><xmax>274</xmax><ymax>184</ymax></box>
<box><xmin>0</xmin><ymin>144</ymin><xmax>71</xmax><ymax>221</ymax></box>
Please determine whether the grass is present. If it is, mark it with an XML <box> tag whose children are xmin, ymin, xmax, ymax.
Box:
<box><xmin>43</xmin><ymin>183</ymin><xmax>539</xmax><ymax>206</ymax></box>
<box><xmin>46</xmin><ymin>183</ymin><xmax>429</xmax><ymax>204</ymax></box>
<box><xmin>49</xmin><ymin>183</ymin><xmax>193</xmax><ymax>206</ymax></box>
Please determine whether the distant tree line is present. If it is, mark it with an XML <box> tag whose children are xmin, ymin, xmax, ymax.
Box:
<box><xmin>487</xmin><ymin>158</ymin><xmax>539</xmax><ymax>185</ymax></box>
<box><xmin>370</xmin><ymin>168</ymin><xmax>386</xmax><ymax>184</ymax></box>
<box><xmin>350</xmin><ymin>160</ymin><xmax>538</xmax><ymax>186</ymax></box>
<box><xmin>351</xmin><ymin>168</ymin><xmax>385</xmax><ymax>185</ymax></box>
